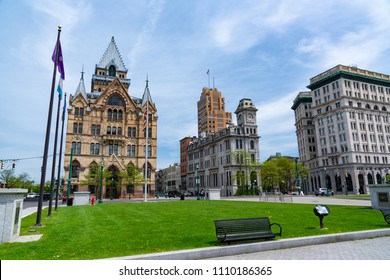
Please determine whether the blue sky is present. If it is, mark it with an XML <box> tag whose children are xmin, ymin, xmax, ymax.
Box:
<box><xmin>1</xmin><ymin>0</ymin><xmax>390</xmax><ymax>182</ymax></box>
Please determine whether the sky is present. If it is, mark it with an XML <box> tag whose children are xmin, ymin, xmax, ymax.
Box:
<box><xmin>1</xmin><ymin>0</ymin><xmax>390</xmax><ymax>183</ymax></box>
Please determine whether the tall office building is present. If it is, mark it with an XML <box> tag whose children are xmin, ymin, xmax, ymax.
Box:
<box><xmin>197</xmin><ymin>87</ymin><xmax>232</xmax><ymax>137</ymax></box>
<box><xmin>292</xmin><ymin>65</ymin><xmax>390</xmax><ymax>195</ymax></box>
<box><xmin>63</xmin><ymin>37</ymin><xmax>157</xmax><ymax>199</ymax></box>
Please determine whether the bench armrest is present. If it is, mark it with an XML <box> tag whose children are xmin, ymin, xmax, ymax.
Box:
<box><xmin>380</xmin><ymin>210</ymin><xmax>390</xmax><ymax>224</ymax></box>
<box><xmin>216</xmin><ymin>226</ymin><xmax>227</xmax><ymax>242</ymax></box>
<box><xmin>270</xmin><ymin>223</ymin><xmax>282</xmax><ymax>236</ymax></box>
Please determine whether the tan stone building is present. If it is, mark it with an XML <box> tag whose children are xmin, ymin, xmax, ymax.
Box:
<box><xmin>63</xmin><ymin>37</ymin><xmax>157</xmax><ymax>199</ymax></box>
<box><xmin>197</xmin><ymin>87</ymin><xmax>232</xmax><ymax>137</ymax></box>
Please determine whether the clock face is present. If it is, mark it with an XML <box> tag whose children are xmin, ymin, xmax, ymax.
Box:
<box><xmin>247</xmin><ymin>113</ymin><xmax>254</xmax><ymax>121</ymax></box>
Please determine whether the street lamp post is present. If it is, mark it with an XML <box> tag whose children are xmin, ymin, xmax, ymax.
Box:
<box><xmin>196</xmin><ymin>164</ymin><xmax>200</xmax><ymax>200</ymax></box>
<box><xmin>295</xmin><ymin>158</ymin><xmax>301</xmax><ymax>195</ymax></box>
<box><xmin>66</xmin><ymin>147</ymin><xmax>74</xmax><ymax>206</ymax></box>
<box><xmin>99</xmin><ymin>159</ymin><xmax>104</xmax><ymax>203</ymax></box>
<box><xmin>110</xmin><ymin>177</ymin><xmax>114</xmax><ymax>200</ymax></box>
<box><xmin>324</xmin><ymin>167</ymin><xmax>329</xmax><ymax>196</ymax></box>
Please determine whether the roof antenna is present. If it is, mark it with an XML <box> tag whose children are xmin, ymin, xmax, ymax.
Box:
<box><xmin>81</xmin><ymin>65</ymin><xmax>84</xmax><ymax>80</ymax></box>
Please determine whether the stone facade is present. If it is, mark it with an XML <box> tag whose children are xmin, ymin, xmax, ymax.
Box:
<box><xmin>197</xmin><ymin>87</ymin><xmax>232</xmax><ymax>137</ymax></box>
<box><xmin>187</xmin><ymin>98</ymin><xmax>260</xmax><ymax>196</ymax></box>
<box><xmin>292</xmin><ymin>65</ymin><xmax>390</xmax><ymax>195</ymax></box>
<box><xmin>63</xmin><ymin>37</ymin><xmax>157</xmax><ymax>199</ymax></box>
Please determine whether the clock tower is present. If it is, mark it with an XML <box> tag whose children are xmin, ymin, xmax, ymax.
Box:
<box><xmin>235</xmin><ymin>98</ymin><xmax>258</xmax><ymax>128</ymax></box>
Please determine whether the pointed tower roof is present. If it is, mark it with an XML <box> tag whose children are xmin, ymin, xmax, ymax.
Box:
<box><xmin>75</xmin><ymin>68</ymin><xmax>87</xmax><ymax>98</ymax></box>
<box><xmin>141</xmin><ymin>76</ymin><xmax>153</xmax><ymax>107</ymax></box>
<box><xmin>97</xmin><ymin>36</ymin><xmax>127</xmax><ymax>72</ymax></box>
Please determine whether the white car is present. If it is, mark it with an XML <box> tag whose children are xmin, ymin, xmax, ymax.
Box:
<box><xmin>26</xmin><ymin>193</ymin><xmax>38</xmax><ymax>199</ymax></box>
<box><xmin>315</xmin><ymin>188</ymin><xmax>334</xmax><ymax>196</ymax></box>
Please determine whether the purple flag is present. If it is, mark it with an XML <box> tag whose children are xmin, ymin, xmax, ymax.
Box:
<box><xmin>52</xmin><ymin>40</ymin><xmax>65</xmax><ymax>80</ymax></box>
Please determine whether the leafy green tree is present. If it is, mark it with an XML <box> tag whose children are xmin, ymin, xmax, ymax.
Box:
<box><xmin>0</xmin><ymin>169</ymin><xmax>15</xmax><ymax>187</ymax></box>
<box><xmin>118</xmin><ymin>164</ymin><xmax>145</xmax><ymax>195</ymax></box>
<box><xmin>79</xmin><ymin>164</ymin><xmax>112</xmax><ymax>195</ymax></box>
<box><xmin>230</xmin><ymin>150</ymin><xmax>260</xmax><ymax>195</ymax></box>
<box><xmin>260</xmin><ymin>157</ymin><xmax>310</xmax><ymax>194</ymax></box>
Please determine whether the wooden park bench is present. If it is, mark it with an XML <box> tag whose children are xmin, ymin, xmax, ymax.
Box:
<box><xmin>380</xmin><ymin>209</ymin><xmax>390</xmax><ymax>224</ymax></box>
<box><xmin>214</xmin><ymin>217</ymin><xmax>282</xmax><ymax>244</ymax></box>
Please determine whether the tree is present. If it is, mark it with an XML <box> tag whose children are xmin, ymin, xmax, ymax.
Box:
<box><xmin>118</xmin><ymin>164</ymin><xmax>145</xmax><ymax>196</ymax></box>
<box><xmin>0</xmin><ymin>169</ymin><xmax>15</xmax><ymax>187</ymax></box>
<box><xmin>260</xmin><ymin>160</ymin><xmax>279</xmax><ymax>192</ymax></box>
<box><xmin>230</xmin><ymin>150</ymin><xmax>260</xmax><ymax>195</ymax></box>
<box><xmin>79</xmin><ymin>164</ymin><xmax>112</xmax><ymax>195</ymax></box>
<box><xmin>260</xmin><ymin>157</ymin><xmax>310</xmax><ymax>194</ymax></box>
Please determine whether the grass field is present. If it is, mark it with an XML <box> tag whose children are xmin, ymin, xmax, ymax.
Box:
<box><xmin>0</xmin><ymin>200</ymin><xmax>386</xmax><ymax>260</ymax></box>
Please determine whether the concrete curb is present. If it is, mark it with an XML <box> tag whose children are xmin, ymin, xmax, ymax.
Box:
<box><xmin>106</xmin><ymin>228</ymin><xmax>390</xmax><ymax>260</ymax></box>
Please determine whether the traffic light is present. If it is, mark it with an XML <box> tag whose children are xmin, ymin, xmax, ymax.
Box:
<box><xmin>12</xmin><ymin>162</ymin><xmax>15</xmax><ymax>170</ymax></box>
<box><xmin>1</xmin><ymin>160</ymin><xmax>4</xmax><ymax>170</ymax></box>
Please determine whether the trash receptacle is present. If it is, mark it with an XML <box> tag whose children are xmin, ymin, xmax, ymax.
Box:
<box><xmin>180</xmin><ymin>194</ymin><xmax>185</xmax><ymax>200</ymax></box>
<box><xmin>67</xmin><ymin>197</ymin><xmax>73</xmax><ymax>206</ymax></box>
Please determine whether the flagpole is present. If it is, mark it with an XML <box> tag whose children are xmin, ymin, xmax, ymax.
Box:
<box><xmin>36</xmin><ymin>26</ymin><xmax>62</xmax><ymax>226</ymax></box>
<box><xmin>207</xmin><ymin>69</ymin><xmax>210</xmax><ymax>88</ymax></box>
<box><xmin>47</xmin><ymin>79</ymin><xmax>62</xmax><ymax>217</ymax></box>
<box><xmin>55</xmin><ymin>92</ymin><xmax>67</xmax><ymax>211</ymax></box>
<box><xmin>144</xmin><ymin>81</ymin><xmax>149</xmax><ymax>202</ymax></box>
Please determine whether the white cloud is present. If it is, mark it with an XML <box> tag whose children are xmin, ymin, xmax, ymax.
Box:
<box><xmin>128</xmin><ymin>0</ymin><xmax>166</xmax><ymax>71</ymax></box>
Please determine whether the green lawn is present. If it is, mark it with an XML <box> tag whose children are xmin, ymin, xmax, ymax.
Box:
<box><xmin>0</xmin><ymin>200</ymin><xmax>387</xmax><ymax>260</ymax></box>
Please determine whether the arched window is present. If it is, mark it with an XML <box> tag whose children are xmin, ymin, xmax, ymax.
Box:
<box><xmin>107</xmin><ymin>109</ymin><xmax>112</xmax><ymax>120</ymax></box>
<box><xmin>72</xmin><ymin>160</ymin><xmax>81</xmax><ymax>178</ymax></box>
<box><xmin>108</xmin><ymin>94</ymin><xmax>124</xmax><ymax>106</ymax></box>
<box><xmin>326</xmin><ymin>106</ymin><xmax>332</xmax><ymax>112</ymax></box>
<box><xmin>382</xmin><ymin>106</ymin><xmax>387</xmax><ymax>111</ymax></box>
<box><xmin>250</xmin><ymin>140</ymin><xmax>255</xmax><ymax>149</ymax></box>
<box><xmin>374</xmin><ymin>105</ymin><xmax>379</xmax><ymax>110</ymax></box>
<box><xmin>113</xmin><ymin>109</ymin><xmax>117</xmax><ymax>121</ymax></box>
<box><xmin>365</xmin><ymin>104</ymin><xmax>371</xmax><ymax>109</ymax></box>
<box><xmin>118</xmin><ymin>110</ymin><xmax>123</xmax><ymax>120</ymax></box>
<box><xmin>109</xmin><ymin>65</ymin><xmax>116</xmax><ymax>77</ymax></box>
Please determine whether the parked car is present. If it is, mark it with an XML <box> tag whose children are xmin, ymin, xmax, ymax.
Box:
<box><xmin>168</xmin><ymin>191</ymin><xmax>181</xmax><ymax>198</ymax></box>
<box><xmin>315</xmin><ymin>188</ymin><xmax>334</xmax><ymax>196</ymax></box>
<box><xmin>26</xmin><ymin>193</ymin><xmax>38</xmax><ymax>199</ymax></box>
<box><xmin>184</xmin><ymin>191</ymin><xmax>194</xmax><ymax>196</ymax></box>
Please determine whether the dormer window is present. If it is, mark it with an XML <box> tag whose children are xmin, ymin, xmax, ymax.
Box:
<box><xmin>109</xmin><ymin>65</ymin><xmax>116</xmax><ymax>77</ymax></box>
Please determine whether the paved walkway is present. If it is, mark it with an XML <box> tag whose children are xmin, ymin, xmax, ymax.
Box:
<box><xmin>208</xmin><ymin>236</ymin><xmax>390</xmax><ymax>260</ymax></box>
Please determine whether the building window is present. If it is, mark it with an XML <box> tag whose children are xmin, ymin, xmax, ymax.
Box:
<box><xmin>109</xmin><ymin>65</ymin><xmax>116</xmax><ymax>77</ymax></box>
<box><xmin>143</xmin><ymin>128</ymin><xmax>152</xmax><ymax>138</ymax></box>
<box><xmin>74</xmin><ymin>107</ymin><xmax>84</xmax><ymax>118</ymax></box>
<box><xmin>72</xmin><ymin>142</ymin><xmax>82</xmax><ymax>154</ymax></box>
<box><xmin>91</xmin><ymin>124</ymin><xmax>101</xmax><ymax>135</ymax></box>
<box><xmin>108</xmin><ymin>94</ymin><xmax>124</xmax><ymax>106</ymax></box>
<box><xmin>144</xmin><ymin>145</ymin><xmax>152</xmax><ymax>156</ymax></box>
<box><xmin>128</xmin><ymin>127</ymin><xmax>137</xmax><ymax>137</ymax></box>
<box><xmin>73</xmin><ymin>123</ymin><xmax>83</xmax><ymax>134</ymax></box>
<box><xmin>127</xmin><ymin>145</ymin><xmax>136</xmax><ymax>156</ymax></box>
<box><xmin>90</xmin><ymin>143</ymin><xmax>100</xmax><ymax>155</ymax></box>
